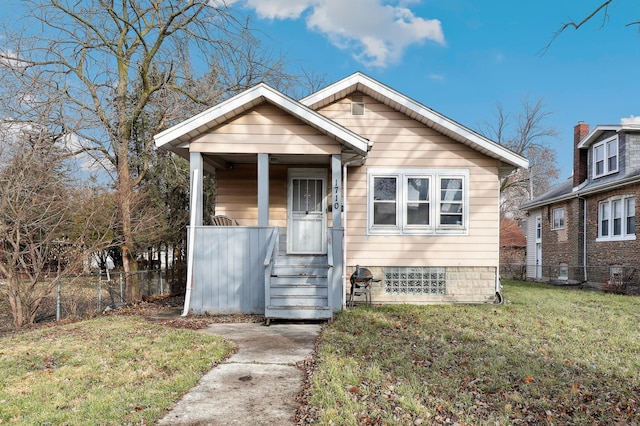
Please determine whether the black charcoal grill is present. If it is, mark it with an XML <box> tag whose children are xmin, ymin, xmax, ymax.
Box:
<box><xmin>348</xmin><ymin>265</ymin><xmax>379</xmax><ymax>307</ymax></box>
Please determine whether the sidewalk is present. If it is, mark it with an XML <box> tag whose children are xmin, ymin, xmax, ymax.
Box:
<box><xmin>157</xmin><ymin>322</ymin><xmax>321</xmax><ymax>425</ymax></box>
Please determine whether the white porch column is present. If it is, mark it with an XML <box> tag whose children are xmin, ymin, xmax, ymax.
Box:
<box><xmin>331</xmin><ymin>154</ymin><xmax>343</xmax><ymax>310</ymax></box>
<box><xmin>331</xmin><ymin>154</ymin><xmax>342</xmax><ymax>229</ymax></box>
<box><xmin>257</xmin><ymin>153</ymin><xmax>269</xmax><ymax>227</ymax></box>
<box><xmin>190</xmin><ymin>152</ymin><xmax>204</xmax><ymax>226</ymax></box>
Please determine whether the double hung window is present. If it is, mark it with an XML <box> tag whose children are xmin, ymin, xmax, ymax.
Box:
<box><xmin>369</xmin><ymin>169</ymin><xmax>468</xmax><ymax>235</ymax></box>
<box><xmin>551</xmin><ymin>208</ymin><xmax>564</xmax><ymax>230</ymax></box>
<box><xmin>598</xmin><ymin>196</ymin><xmax>635</xmax><ymax>241</ymax></box>
<box><xmin>593</xmin><ymin>136</ymin><xmax>618</xmax><ymax>178</ymax></box>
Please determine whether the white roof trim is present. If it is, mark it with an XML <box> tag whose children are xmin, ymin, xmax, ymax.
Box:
<box><xmin>577</xmin><ymin>124</ymin><xmax>640</xmax><ymax>149</ymax></box>
<box><xmin>154</xmin><ymin>83</ymin><xmax>370</xmax><ymax>156</ymax></box>
<box><xmin>302</xmin><ymin>72</ymin><xmax>528</xmax><ymax>170</ymax></box>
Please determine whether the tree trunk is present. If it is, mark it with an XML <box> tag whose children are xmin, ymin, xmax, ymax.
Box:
<box><xmin>117</xmin><ymin>151</ymin><xmax>141</xmax><ymax>302</ymax></box>
<box><xmin>7</xmin><ymin>281</ymin><xmax>26</xmax><ymax>328</ymax></box>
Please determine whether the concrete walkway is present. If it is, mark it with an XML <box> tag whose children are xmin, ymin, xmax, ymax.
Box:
<box><xmin>157</xmin><ymin>322</ymin><xmax>321</xmax><ymax>426</ymax></box>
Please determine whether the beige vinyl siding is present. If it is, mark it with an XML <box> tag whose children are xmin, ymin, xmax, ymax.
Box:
<box><xmin>216</xmin><ymin>164</ymin><xmax>287</xmax><ymax>227</ymax></box>
<box><xmin>216</xmin><ymin>164</ymin><xmax>333</xmax><ymax>228</ymax></box>
<box><xmin>320</xmin><ymin>93</ymin><xmax>500</xmax><ymax>269</ymax></box>
<box><xmin>190</xmin><ymin>104</ymin><xmax>340</xmax><ymax>155</ymax></box>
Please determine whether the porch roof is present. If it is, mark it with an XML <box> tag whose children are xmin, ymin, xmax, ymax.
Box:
<box><xmin>302</xmin><ymin>72</ymin><xmax>529</xmax><ymax>175</ymax></box>
<box><xmin>154</xmin><ymin>83</ymin><xmax>371</xmax><ymax>161</ymax></box>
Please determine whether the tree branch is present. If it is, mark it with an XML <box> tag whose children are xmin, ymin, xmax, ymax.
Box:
<box><xmin>541</xmin><ymin>0</ymin><xmax>614</xmax><ymax>55</ymax></box>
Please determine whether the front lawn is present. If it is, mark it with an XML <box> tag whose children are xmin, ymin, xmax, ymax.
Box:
<box><xmin>303</xmin><ymin>281</ymin><xmax>640</xmax><ymax>425</ymax></box>
<box><xmin>0</xmin><ymin>316</ymin><xmax>235</xmax><ymax>425</ymax></box>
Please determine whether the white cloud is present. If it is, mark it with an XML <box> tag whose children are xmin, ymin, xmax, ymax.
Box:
<box><xmin>0</xmin><ymin>48</ymin><xmax>29</xmax><ymax>68</ymax></box>
<box><xmin>621</xmin><ymin>115</ymin><xmax>640</xmax><ymax>125</ymax></box>
<box><xmin>241</xmin><ymin>0</ymin><xmax>445</xmax><ymax>68</ymax></box>
<box><xmin>428</xmin><ymin>73</ymin><xmax>445</xmax><ymax>81</ymax></box>
<box><xmin>244</xmin><ymin>0</ymin><xmax>311</xmax><ymax>19</ymax></box>
<box><xmin>62</xmin><ymin>133</ymin><xmax>114</xmax><ymax>173</ymax></box>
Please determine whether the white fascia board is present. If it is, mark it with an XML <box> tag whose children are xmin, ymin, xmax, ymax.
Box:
<box><xmin>259</xmin><ymin>85</ymin><xmax>370</xmax><ymax>156</ymax></box>
<box><xmin>302</xmin><ymin>72</ymin><xmax>528</xmax><ymax>170</ymax></box>
<box><xmin>577</xmin><ymin>126</ymin><xmax>620</xmax><ymax>149</ymax></box>
<box><xmin>300</xmin><ymin>72</ymin><xmax>365</xmax><ymax>106</ymax></box>
<box><xmin>154</xmin><ymin>83</ymin><xmax>369</xmax><ymax>156</ymax></box>
<box><xmin>577</xmin><ymin>124</ymin><xmax>640</xmax><ymax>149</ymax></box>
<box><xmin>153</xmin><ymin>84</ymin><xmax>268</xmax><ymax>148</ymax></box>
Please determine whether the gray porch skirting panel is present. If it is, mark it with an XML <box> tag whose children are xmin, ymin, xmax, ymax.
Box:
<box><xmin>189</xmin><ymin>226</ymin><xmax>276</xmax><ymax>315</ymax></box>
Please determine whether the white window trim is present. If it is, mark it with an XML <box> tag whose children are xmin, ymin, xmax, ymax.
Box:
<box><xmin>403</xmin><ymin>174</ymin><xmax>432</xmax><ymax>233</ymax></box>
<box><xmin>551</xmin><ymin>207</ymin><xmax>565</xmax><ymax>230</ymax></box>
<box><xmin>597</xmin><ymin>195</ymin><xmax>636</xmax><ymax>242</ymax></box>
<box><xmin>367</xmin><ymin>168</ymin><xmax>469</xmax><ymax>236</ymax></box>
<box><xmin>592</xmin><ymin>135</ymin><xmax>619</xmax><ymax>178</ymax></box>
<box><xmin>535</xmin><ymin>215</ymin><xmax>542</xmax><ymax>243</ymax></box>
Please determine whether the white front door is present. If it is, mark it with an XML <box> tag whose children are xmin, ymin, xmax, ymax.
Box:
<box><xmin>287</xmin><ymin>169</ymin><xmax>327</xmax><ymax>254</ymax></box>
<box><xmin>535</xmin><ymin>215</ymin><xmax>542</xmax><ymax>278</ymax></box>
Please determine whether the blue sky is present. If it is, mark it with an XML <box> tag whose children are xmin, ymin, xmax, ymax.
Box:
<box><xmin>237</xmin><ymin>0</ymin><xmax>640</xmax><ymax>181</ymax></box>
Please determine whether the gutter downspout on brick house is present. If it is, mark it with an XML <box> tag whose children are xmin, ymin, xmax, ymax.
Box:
<box><xmin>573</xmin><ymin>122</ymin><xmax>590</xmax><ymax>284</ymax></box>
<box><xmin>578</xmin><ymin>196</ymin><xmax>588</xmax><ymax>283</ymax></box>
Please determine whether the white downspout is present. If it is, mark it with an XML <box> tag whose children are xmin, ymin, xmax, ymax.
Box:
<box><xmin>342</xmin><ymin>157</ymin><xmax>365</xmax><ymax>308</ymax></box>
<box><xmin>342</xmin><ymin>163</ymin><xmax>348</xmax><ymax>308</ymax></box>
<box><xmin>182</xmin><ymin>168</ymin><xmax>199</xmax><ymax>317</ymax></box>
<box><xmin>582</xmin><ymin>196</ymin><xmax>588</xmax><ymax>282</ymax></box>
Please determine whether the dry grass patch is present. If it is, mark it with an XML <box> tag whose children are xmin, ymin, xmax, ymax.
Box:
<box><xmin>0</xmin><ymin>315</ymin><xmax>235</xmax><ymax>425</ymax></box>
<box><xmin>303</xmin><ymin>281</ymin><xmax>640</xmax><ymax>425</ymax></box>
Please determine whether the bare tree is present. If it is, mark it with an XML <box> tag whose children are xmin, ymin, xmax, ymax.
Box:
<box><xmin>544</xmin><ymin>0</ymin><xmax>640</xmax><ymax>52</ymax></box>
<box><xmin>0</xmin><ymin>1</ymin><xmax>298</xmax><ymax>300</ymax></box>
<box><xmin>0</xmin><ymin>126</ymin><xmax>114</xmax><ymax>327</ymax></box>
<box><xmin>480</xmin><ymin>97</ymin><xmax>560</xmax><ymax>222</ymax></box>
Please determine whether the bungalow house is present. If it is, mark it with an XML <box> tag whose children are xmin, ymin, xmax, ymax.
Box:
<box><xmin>153</xmin><ymin>72</ymin><xmax>528</xmax><ymax>322</ymax></box>
<box><xmin>521</xmin><ymin>122</ymin><xmax>640</xmax><ymax>288</ymax></box>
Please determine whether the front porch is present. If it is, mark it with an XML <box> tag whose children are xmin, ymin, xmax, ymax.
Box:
<box><xmin>187</xmin><ymin>225</ymin><xmax>343</xmax><ymax>321</ymax></box>
<box><xmin>185</xmin><ymin>153</ymin><xmax>350</xmax><ymax>320</ymax></box>
<box><xmin>152</xmin><ymin>83</ymin><xmax>373</xmax><ymax>318</ymax></box>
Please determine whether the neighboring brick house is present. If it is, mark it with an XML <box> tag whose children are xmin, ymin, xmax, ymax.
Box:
<box><xmin>521</xmin><ymin>122</ymin><xmax>640</xmax><ymax>287</ymax></box>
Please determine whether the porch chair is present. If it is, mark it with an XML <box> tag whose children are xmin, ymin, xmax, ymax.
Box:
<box><xmin>348</xmin><ymin>265</ymin><xmax>377</xmax><ymax>307</ymax></box>
<box><xmin>210</xmin><ymin>215</ymin><xmax>239</xmax><ymax>226</ymax></box>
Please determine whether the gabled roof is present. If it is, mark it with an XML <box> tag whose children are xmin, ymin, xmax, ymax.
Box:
<box><xmin>154</xmin><ymin>83</ymin><xmax>371</xmax><ymax>157</ymax></box>
<box><xmin>301</xmin><ymin>72</ymin><xmax>528</xmax><ymax>173</ymax></box>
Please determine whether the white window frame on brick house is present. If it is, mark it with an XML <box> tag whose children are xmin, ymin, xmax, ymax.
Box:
<box><xmin>597</xmin><ymin>195</ymin><xmax>636</xmax><ymax>241</ymax></box>
<box><xmin>593</xmin><ymin>136</ymin><xmax>618</xmax><ymax>178</ymax></box>
<box><xmin>367</xmin><ymin>168</ymin><xmax>468</xmax><ymax>235</ymax></box>
<box><xmin>551</xmin><ymin>207</ymin><xmax>565</xmax><ymax>230</ymax></box>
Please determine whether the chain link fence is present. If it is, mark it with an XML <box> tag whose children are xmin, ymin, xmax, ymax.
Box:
<box><xmin>500</xmin><ymin>263</ymin><xmax>640</xmax><ymax>295</ymax></box>
<box><xmin>36</xmin><ymin>269</ymin><xmax>185</xmax><ymax>323</ymax></box>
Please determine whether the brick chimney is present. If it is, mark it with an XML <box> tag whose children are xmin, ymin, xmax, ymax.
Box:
<box><xmin>573</xmin><ymin>121</ymin><xmax>589</xmax><ymax>187</ymax></box>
